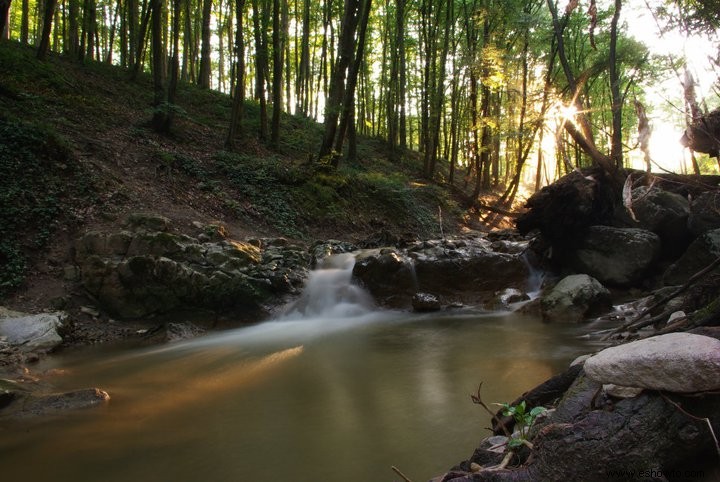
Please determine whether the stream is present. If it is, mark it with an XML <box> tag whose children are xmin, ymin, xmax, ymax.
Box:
<box><xmin>0</xmin><ymin>254</ymin><xmax>598</xmax><ymax>481</ymax></box>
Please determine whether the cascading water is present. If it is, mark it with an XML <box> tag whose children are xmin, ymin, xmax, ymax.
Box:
<box><xmin>280</xmin><ymin>253</ymin><xmax>375</xmax><ymax>321</ymax></box>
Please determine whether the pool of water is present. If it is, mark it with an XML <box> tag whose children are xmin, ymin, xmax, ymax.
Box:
<box><xmin>0</xmin><ymin>308</ymin><xmax>594</xmax><ymax>482</ymax></box>
<box><xmin>0</xmin><ymin>254</ymin><xmax>598</xmax><ymax>481</ymax></box>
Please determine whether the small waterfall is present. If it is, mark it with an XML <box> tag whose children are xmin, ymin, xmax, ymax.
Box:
<box><xmin>522</xmin><ymin>252</ymin><xmax>545</xmax><ymax>298</ymax></box>
<box><xmin>280</xmin><ymin>253</ymin><xmax>375</xmax><ymax>320</ymax></box>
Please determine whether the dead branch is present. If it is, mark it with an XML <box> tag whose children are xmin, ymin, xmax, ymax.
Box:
<box><xmin>391</xmin><ymin>465</ymin><xmax>414</xmax><ymax>482</ymax></box>
<box><xmin>471</xmin><ymin>383</ymin><xmax>514</xmax><ymax>439</ymax></box>
<box><xmin>603</xmin><ymin>256</ymin><xmax>720</xmax><ymax>339</ymax></box>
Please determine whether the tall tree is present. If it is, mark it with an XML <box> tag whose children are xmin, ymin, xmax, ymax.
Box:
<box><xmin>37</xmin><ymin>0</ymin><xmax>59</xmax><ymax>59</ymax></box>
<box><xmin>270</xmin><ymin>0</ymin><xmax>284</xmax><ymax>147</ymax></box>
<box><xmin>318</xmin><ymin>0</ymin><xmax>363</xmax><ymax>162</ymax></box>
<box><xmin>332</xmin><ymin>0</ymin><xmax>371</xmax><ymax>164</ymax></box>
<box><xmin>0</xmin><ymin>0</ymin><xmax>9</xmax><ymax>39</ymax></box>
<box><xmin>251</xmin><ymin>0</ymin><xmax>269</xmax><ymax>139</ymax></box>
<box><xmin>150</xmin><ymin>0</ymin><xmax>167</xmax><ymax>130</ymax></box>
<box><xmin>226</xmin><ymin>0</ymin><xmax>246</xmax><ymax>148</ymax></box>
<box><xmin>198</xmin><ymin>0</ymin><xmax>213</xmax><ymax>87</ymax></box>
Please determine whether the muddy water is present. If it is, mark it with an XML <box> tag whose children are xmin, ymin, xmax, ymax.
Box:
<box><xmin>0</xmin><ymin>256</ymin><xmax>595</xmax><ymax>482</ymax></box>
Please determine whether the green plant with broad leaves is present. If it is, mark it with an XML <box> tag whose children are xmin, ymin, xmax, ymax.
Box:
<box><xmin>498</xmin><ymin>401</ymin><xmax>546</xmax><ymax>449</ymax></box>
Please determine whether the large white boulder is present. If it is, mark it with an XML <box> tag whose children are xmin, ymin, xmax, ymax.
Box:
<box><xmin>0</xmin><ymin>312</ymin><xmax>65</xmax><ymax>351</ymax></box>
<box><xmin>584</xmin><ymin>333</ymin><xmax>720</xmax><ymax>393</ymax></box>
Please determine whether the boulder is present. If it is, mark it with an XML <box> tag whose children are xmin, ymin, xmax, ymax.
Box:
<box><xmin>540</xmin><ymin>274</ymin><xmax>611</xmax><ymax>322</ymax></box>
<box><xmin>630</xmin><ymin>186</ymin><xmax>691</xmax><ymax>256</ymax></box>
<box><xmin>688</xmin><ymin>191</ymin><xmax>720</xmax><ymax>236</ymax></box>
<box><xmin>352</xmin><ymin>238</ymin><xmax>530</xmax><ymax>308</ymax></box>
<box><xmin>352</xmin><ymin>249</ymin><xmax>417</xmax><ymax>305</ymax></box>
<box><xmin>663</xmin><ymin>227</ymin><xmax>720</xmax><ymax>285</ymax></box>
<box><xmin>584</xmin><ymin>332</ymin><xmax>720</xmax><ymax>393</ymax></box>
<box><xmin>125</xmin><ymin>212</ymin><xmax>171</xmax><ymax>232</ymax></box>
<box><xmin>74</xmin><ymin>217</ymin><xmax>312</xmax><ymax>319</ymax></box>
<box><xmin>437</xmin><ymin>372</ymin><xmax>720</xmax><ymax>482</ymax></box>
<box><xmin>411</xmin><ymin>292</ymin><xmax>442</xmax><ymax>312</ymax></box>
<box><xmin>2</xmin><ymin>388</ymin><xmax>110</xmax><ymax>419</ymax></box>
<box><xmin>0</xmin><ymin>312</ymin><xmax>64</xmax><ymax>351</ymax></box>
<box><xmin>569</xmin><ymin>226</ymin><xmax>661</xmax><ymax>287</ymax></box>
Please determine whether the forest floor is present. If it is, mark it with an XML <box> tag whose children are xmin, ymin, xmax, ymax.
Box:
<box><xmin>0</xmin><ymin>41</ymin><xmax>515</xmax><ymax>319</ymax></box>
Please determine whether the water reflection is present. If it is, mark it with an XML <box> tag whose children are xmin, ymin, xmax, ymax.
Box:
<box><xmin>0</xmin><ymin>311</ymin><xmax>590</xmax><ymax>482</ymax></box>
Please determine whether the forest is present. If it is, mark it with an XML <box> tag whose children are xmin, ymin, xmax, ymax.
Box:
<box><xmin>2</xmin><ymin>0</ymin><xmax>719</xmax><ymax>205</ymax></box>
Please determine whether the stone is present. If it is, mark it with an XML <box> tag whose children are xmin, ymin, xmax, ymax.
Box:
<box><xmin>584</xmin><ymin>333</ymin><xmax>720</xmax><ymax>393</ymax></box>
<box><xmin>8</xmin><ymin>388</ymin><xmax>110</xmax><ymax>418</ymax></box>
<box><xmin>570</xmin><ymin>354</ymin><xmax>591</xmax><ymax>367</ymax></box>
<box><xmin>663</xmin><ymin>228</ymin><xmax>720</xmax><ymax>285</ymax></box>
<box><xmin>667</xmin><ymin>310</ymin><xmax>686</xmax><ymax>325</ymax></box>
<box><xmin>125</xmin><ymin>212</ymin><xmax>171</xmax><ymax>232</ymax></box>
<box><xmin>540</xmin><ymin>274</ymin><xmax>611</xmax><ymax>322</ymax></box>
<box><xmin>570</xmin><ymin>226</ymin><xmax>661</xmax><ymax>287</ymax></box>
<box><xmin>0</xmin><ymin>313</ymin><xmax>65</xmax><ymax>351</ymax></box>
<box><xmin>688</xmin><ymin>191</ymin><xmax>720</xmax><ymax>236</ymax></box>
<box><xmin>412</xmin><ymin>292</ymin><xmax>442</xmax><ymax>312</ymax></box>
<box><xmin>602</xmin><ymin>384</ymin><xmax>644</xmax><ymax>398</ymax></box>
<box><xmin>630</xmin><ymin>186</ymin><xmax>691</xmax><ymax>257</ymax></box>
<box><xmin>352</xmin><ymin>238</ymin><xmax>530</xmax><ymax>309</ymax></box>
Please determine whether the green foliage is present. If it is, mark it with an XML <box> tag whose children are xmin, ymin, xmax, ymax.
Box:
<box><xmin>0</xmin><ymin>118</ymin><xmax>93</xmax><ymax>296</ymax></box>
<box><xmin>499</xmin><ymin>401</ymin><xmax>546</xmax><ymax>449</ymax></box>
<box><xmin>213</xmin><ymin>152</ymin><xmax>303</xmax><ymax>238</ymax></box>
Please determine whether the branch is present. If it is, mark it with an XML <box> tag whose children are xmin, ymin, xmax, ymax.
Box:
<box><xmin>471</xmin><ymin>382</ymin><xmax>514</xmax><ymax>438</ymax></box>
<box><xmin>391</xmin><ymin>465</ymin><xmax>413</xmax><ymax>482</ymax></box>
<box><xmin>603</xmin><ymin>256</ymin><xmax>720</xmax><ymax>339</ymax></box>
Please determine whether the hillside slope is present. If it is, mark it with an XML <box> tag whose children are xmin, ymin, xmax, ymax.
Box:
<box><xmin>0</xmin><ymin>41</ymin><xmax>468</xmax><ymax>314</ymax></box>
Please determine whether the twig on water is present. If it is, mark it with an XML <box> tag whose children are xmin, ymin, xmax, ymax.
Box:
<box><xmin>391</xmin><ymin>465</ymin><xmax>414</xmax><ymax>482</ymax></box>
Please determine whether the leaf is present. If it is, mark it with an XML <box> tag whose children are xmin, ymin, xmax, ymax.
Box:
<box><xmin>529</xmin><ymin>406</ymin><xmax>547</xmax><ymax>417</ymax></box>
<box><xmin>508</xmin><ymin>438</ymin><xmax>525</xmax><ymax>449</ymax></box>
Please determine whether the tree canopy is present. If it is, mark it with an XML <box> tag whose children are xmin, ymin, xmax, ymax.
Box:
<box><xmin>2</xmin><ymin>0</ymin><xmax>719</xmax><ymax>199</ymax></box>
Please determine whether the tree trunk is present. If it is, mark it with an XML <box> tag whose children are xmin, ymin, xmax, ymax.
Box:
<box><xmin>332</xmin><ymin>0</ymin><xmax>371</xmax><ymax>166</ymax></box>
<box><xmin>252</xmin><ymin>0</ymin><xmax>268</xmax><ymax>140</ymax></box>
<box><xmin>150</xmin><ymin>0</ymin><xmax>167</xmax><ymax>131</ymax></box>
<box><xmin>295</xmin><ymin>0</ymin><xmax>310</xmax><ymax>115</ymax></box>
<box><xmin>270</xmin><ymin>0</ymin><xmax>283</xmax><ymax>147</ymax></box>
<box><xmin>36</xmin><ymin>0</ymin><xmax>58</xmax><ymax>59</ymax></box>
<box><xmin>608</xmin><ymin>0</ymin><xmax>623</xmax><ymax>169</ymax></box>
<box><xmin>198</xmin><ymin>0</ymin><xmax>212</xmax><ymax>88</ymax></box>
<box><xmin>226</xmin><ymin>0</ymin><xmax>246</xmax><ymax>149</ymax></box>
<box><xmin>0</xmin><ymin>0</ymin><xmax>9</xmax><ymax>39</ymax></box>
<box><xmin>546</xmin><ymin>0</ymin><xmax>620</xmax><ymax>186</ymax></box>
<box><xmin>20</xmin><ymin>0</ymin><xmax>29</xmax><ymax>43</ymax></box>
<box><xmin>318</xmin><ymin>0</ymin><xmax>361</xmax><ymax>160</ymax></box>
